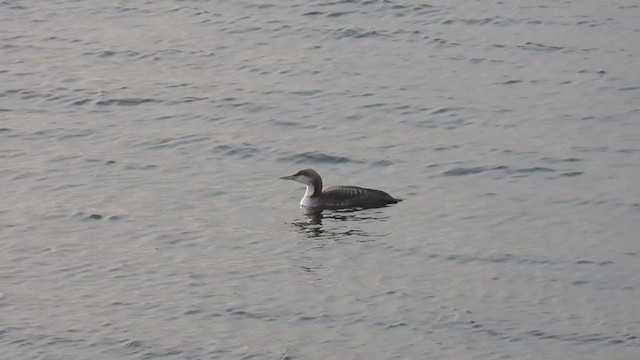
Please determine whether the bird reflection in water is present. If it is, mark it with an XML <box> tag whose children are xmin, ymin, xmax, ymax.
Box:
<box><xmin>290</xmin><ymin>207</ymin><xmax>390</xmax><ymax>240</ymax></box>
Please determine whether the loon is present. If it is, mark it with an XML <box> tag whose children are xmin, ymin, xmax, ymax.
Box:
<box><xmin>280</xmin><ymin>169</ymin><xmax>400</xmax><ymax>209</ymax></box>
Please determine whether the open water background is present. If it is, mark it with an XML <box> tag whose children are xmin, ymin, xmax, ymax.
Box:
<box><xmin>2</xmin><ymin>1</ymin><xmax>639</xmax><ymax>359</ymax></box>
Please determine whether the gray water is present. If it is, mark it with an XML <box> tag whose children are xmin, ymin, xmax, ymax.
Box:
<box><xmin>2</xmin><ymin>1</ymin><xmax>639</xmax><ymax>359</ymax></box>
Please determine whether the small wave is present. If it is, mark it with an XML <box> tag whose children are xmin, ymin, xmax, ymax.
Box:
<box><xmin>58</xmin><ymin>129</ymin><xmax>96</xmax><ymax>140</ymax></box>
<box><xmin>119</xmin><ymin>337</ymin><xmax>186</xmax><ymax>358</ymax></box>
<box><xmin>71</xmin><ymin>98</ymin><xmax>92</xmax><ymax>106</ymax></box>
<box><xmin>513</xmin><ymin>167</ymin><xmax>555</xmax><ymax>173</ymax></box>
<box><xmin>83</xmin><ymin>49</ymin><xmax>142</xmax><ymax>59</ymax></box>
<box><xmin>431</xmin><ymin>107</ymin><xmax>464</xmax><ymax>115</ymax></box>
<box><xmin>520</xmin><ymin>329</ymin><xmax>638</xmax><ymax>346</ymax></box>
<box><xmin>519</xmin><ymin>42</ymin><xmax>564</xmax><ymax>52</ymax></box>
<box><xmin>96</xmin><ymin>50</ymin><xmax>116</xmax><ymax>58</ymax></box>
<box><xmin>96</xmin><ymin>98</ymin><xmax>160</xmax><ymax>106</ymax></box>
<box><xmin>473</xmin><ymin>325</ymin><xmax>638</xmax><ymax>348</ymax></box>
<box><xmin>269</xmin><ymin>119</ymin><xmax>317</xmax><ymax>129</ymax></box>
<box><xmin>330</xmin><ymin>27</ymin><xmax>388</xmax><ymax>39</ymax></box>
<box><xmin>74</xmin><ymin>212</ymin><xmax>121</xmax><ymax>221</ymax></box>
<box><xmin>558</xmin><ymin>171</ymin><xmax>584</xmax><ymax>177</ymax></box>
<box><xmin>138</xmin><ymin>134</ymin><xmax>210</xmax><ymax>150</ymax></box>
<box><xmin>326</xmin><ymin>11</ymin><xmax>355</xmax><ymax>18</ymax></box>
<box><xmin>310</xmin><ymin>0</ymin><xmax>438</xmax><ymax>19</ymax></box>
<box><xmin>541</xmin><ymin>157</ymin><xmax>582</xmax><ymax>163</ymax></box>
<box><xmin>371</xmin><ymin>160</ymin><xmax>394</xmax><ymax>167</ymax></box>
<box><xmin>166</xmin><ymin>96</ymin><xmax>209</xmax><ymax>105</ymax></box>
<box><xmin>86</xmin><ymin>214</ymin><xmax>103</xmax><ymax>220</ymax></box>
<box><xmin>433</xmin><ymin>252</ymin><xmax>555</xmax><ymax>266</ymax></box>
<box><xmin>289</xmin><ymin>89</ymin><xmax>323</xmax><ymax>96</ymax></box>
<box><xmin>440</xmin><ymin>164</ymin><xmax>588</xmax><ymax>179</ymax></box>
<box><xmin>210</xmin><ymin>143</ymin><xmax>261</xmax><ymax>160</ymax></box>
<box><xmin>441</xmin><ymin>165</ymin><xmax>559</xmax><ymax>177</ymax></box>
<box><xmin>226</xmin><ymin>307</ymin><xmax>270</xmax><ymax>320</ymax></box>
<box><xmin>18</xmin><ymin>128</ymin><xmax>95</xmax><ymax>141</ymax></box>
<box><xmin>433</xmin><ymin>145</ymin><xmax>459</xmax><ymax>152</ymax></box>
<box><xmin>361</xmin><ymin>103</ymin><xmax>387</xmax><ymax>108</ymax></box>
<box><xmin>302</xmin><ymin>11</ymin><xmax>325</xmax><ymax>16</ymax></box>
<box><xmin>278</xmin><ymin>151</ymin><xmax>362</xmax><ymax>164</ymax></box>
<box><xmin>572</xmin><ymin>146</ymin><xmax>610</xmax><ymax>153</ymax></box>
<box><xmin>442</xmin><ymin>17</ymin><xmax>507</xmax><ymax>26</ymax></box>
<box><xmin>441</xmin><ymin>166</ymin><xmax>501</xmax><ymax>176</ymax></box>
<box><xmin>615</xmin><ymin>148</ymin><xmax>640</xmax><ymax>153</ymax></box>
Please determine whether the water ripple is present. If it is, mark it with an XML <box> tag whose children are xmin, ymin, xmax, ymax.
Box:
<box><xmin>96</xmin><ymin>98</ymin><xmax>160</xmax><ymax>106</ymax></box>
<box><xmin>278</xmin><ymin>151</ymin><xmax>363</xmax><ymax>164</ymax></box>
<box><xmin>440</xmin><ymin>165</ymin><xmax>583</xmax><ymax>179</ymax></box>
<box><xmin>209</xmin><ymin>143</ymin><xmax>262</xmax><ymax>160</ymax></box>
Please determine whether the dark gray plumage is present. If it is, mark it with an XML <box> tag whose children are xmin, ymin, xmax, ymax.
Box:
<box><xmin>280</xmin><ymin>169</ymin><xmax>400</xmax><ymax>209</ymax></box>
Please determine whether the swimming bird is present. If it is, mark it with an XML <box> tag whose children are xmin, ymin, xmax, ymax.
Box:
<box><xmin>280</xmin><ymin>169</ymin><xmax>400</xmax><ymax>209</ymax></box>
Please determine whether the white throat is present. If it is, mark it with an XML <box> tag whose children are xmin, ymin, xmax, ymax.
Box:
<box><xmin>300</xmin><ymin>184</ymin><xmax>318</xmax><ymax>207</ymax></box>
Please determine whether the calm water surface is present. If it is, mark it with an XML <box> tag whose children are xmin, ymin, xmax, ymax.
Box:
<box><xmin>2</xmin><ymin>1</ymin><xmax>639</xmax><ymax>359</ymax></box>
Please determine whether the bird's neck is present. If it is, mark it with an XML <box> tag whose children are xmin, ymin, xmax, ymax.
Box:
<box><xmin>304</xmin><ymin>178</ymin><xmax>322</xmax><ymax>198</ymax></box>
<box><xmin>304</xmin><ymin>184</ymin><xmax>316</xmax><ymax>198</ymax></box>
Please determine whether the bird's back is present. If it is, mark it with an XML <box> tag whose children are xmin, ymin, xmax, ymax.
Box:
<box><xmin>319</xmin><ymin>186</ymin><xmax>398</xmax><ymax>209</ymax></box>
